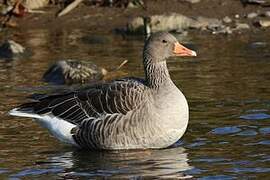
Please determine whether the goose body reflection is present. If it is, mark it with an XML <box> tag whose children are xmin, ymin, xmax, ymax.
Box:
<box><xmin>35</xmin><ymin>147</ymin><xmax>193</xmax><ymax>179</ymax></box>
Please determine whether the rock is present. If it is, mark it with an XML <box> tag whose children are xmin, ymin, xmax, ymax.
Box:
<box><xmin>127</xmin><ymin>17</ymin><xmax>144</xmax><ymax>34</ymax></box>
<box><xmin>194</xmin><ymin>16</ymin><xmax>231</xmax><ymax>34</ymax></box>
<box><xmin>0</xmin><ymin>40</ymin><xmax>27</xmax><ymax>59</ymax></box>
<box><xmin>127</xmin><ymin>0</ymin><xmax>144</xmax><ymax>8</ymax></box>
<box><xmin>175</xmin><ymin>30</ymin><xmax>189</xmax><ymax>36</ymax></box>
<box><xmin>249</xmin><ymin>42</ymin><xmax>267</xmax><ymax>48</ymax></box>
<box><xmin>3</xmin><ymin>0</ymin><xmax>49</xmax><ymax>14</ymax></box>
<box><xmin>126</xmin><ymin>13</ymin><xmax>257</xmax><ymax>35</ymax></box>
<box><xmin>255</xmin><ymin>19</ymin><xmax>270</xmax><ymax>27</ymax></box>
<box><xmin>241</xmin><ymin>0</ymin><xmax>270</xmax><ymax>6</ymax></box>
<box><xmin>261</xmin><ymin>11</ymin><xmax>270</xmax><ymax>17</ymax></box>
<box><xmin>231</xmin><ymin>23</ymin><xmax>250</xmax><ymax>33</ymax></box>
<box><xmin>127</xmin><ymin>13</ymin><xmax>196</xmax><ymax>34</ymax></box>
<box><xmin>247</xmin><ymin>12</ymin><xmax>258</xmax><ymax>19</ymax></box>
<box><xmin>206</xmin><ymin>23</ymin><xmax>224</xmax><ymax>32</ymax></box>
<box><xmin>193</xmin><ymin>16</ymin><xmax>223</xmax><ymax>30</ymax></box>
<box><xmin>43</xmin><ymin>60</ymin><xmax>107</xmax><ymax>85</ymax></box>
<box><xmin>181</xmin><ymin>0</ymin><xmax>201</xmax><ymax>3</ymax></box>
<box><xmin>0</xmin><ymin>4</ymin><xmax>13</xmax><ymax>15</ymax></box>
<box><xmin>223</xmin><ymin>16</ymin><xmax>232</xmax><ymax>23</ymax></box>
<box><xmin>23</xmin><ymin>0</ymin><xmax>50</xmax><ymax>10</ymax></box>
<box><xmin>127</xmin><ymin>13</ymin><xmax>224</xmax><ymax>34</ymax></box>
<box><xmin>235</xmin><ymin>14</ymin><xmax>240</xmax><ymax>19</ymax></box>
<box><xmin>235</xmin><ymin>23</ymin><xmax>250</xmax><ymax>30</ymax></box>
<box><xmin>212</xmin><ymin>26</ymin><xmax>233</xmax><ymax>35</ymax></box>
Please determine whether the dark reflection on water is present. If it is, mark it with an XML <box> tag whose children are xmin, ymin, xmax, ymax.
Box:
<box><xmin>0</xmin><ymin>28</ymin><xmax>270</xmax><ymax>179</ymax></box>
<box><xmin>17</xmin><ymin>147</ymin><xmax>191</xmax><ymax>179</ymax></box>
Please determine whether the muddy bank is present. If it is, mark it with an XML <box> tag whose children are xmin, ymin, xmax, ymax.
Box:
<box><xmin>0</xmin><ymin>0</ymin><xmax>270</xmax><ymax>36</ymax></box>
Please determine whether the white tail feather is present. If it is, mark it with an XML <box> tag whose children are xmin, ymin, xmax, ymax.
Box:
<box><xmin>9</xmin><ymin>108</ymin><xmax>78</xmax><ymax>147</ymax></box>
<box><xmin>9</xmin><ymin>108</ymin><xmax>42</xmax><ymax>119</ymax></box>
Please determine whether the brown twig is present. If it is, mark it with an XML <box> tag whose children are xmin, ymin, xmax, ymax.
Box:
<box><xmin>114</xmin><ymin>59</ymin><xmax>128</xmax><ymax>71</ymax></box>
<box><xmin>57</xmin><ymin>0</ymin><xmax>84</xmax><ymax>17</ymax></box>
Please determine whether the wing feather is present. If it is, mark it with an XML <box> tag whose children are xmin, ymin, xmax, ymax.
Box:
<box><xmin>23</xmin><ymin>78</ymin><xmax>148</xmax><ymax>126</ymax></box>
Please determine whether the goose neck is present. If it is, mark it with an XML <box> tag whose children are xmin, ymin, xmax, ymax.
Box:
<box><xmin>143</xmin><ymin>53</ymin><xmax>171</xmax><ymax>89</ymax></box>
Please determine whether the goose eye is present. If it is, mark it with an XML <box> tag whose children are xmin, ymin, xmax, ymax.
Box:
<box><xmin>162</xmin><ymin>40</ymin><xmax>167</xmax><ymax>43</ymax></box>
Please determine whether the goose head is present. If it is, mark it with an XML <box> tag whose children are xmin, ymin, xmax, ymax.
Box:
<box><xmin>143</xmin><ymin>32</ymin><xmax>197</xmax><ymax>63</ymax></box>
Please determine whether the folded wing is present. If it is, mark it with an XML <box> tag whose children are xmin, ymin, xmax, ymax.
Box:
<box><xmin>17</xmin><ymin>78</ymin><xmax>148</xmax><ymax>125</ymax></box>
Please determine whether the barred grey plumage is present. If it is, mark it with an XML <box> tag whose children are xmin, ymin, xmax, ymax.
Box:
<box><xmin>43</xmin><ymin>59</ymin><xmax>128</xmax><ymax>85</ymax></box>
<box><xmin>43</xmin><ymin>60</ymin><xmax>107</xmax><ymax>85</ymax></box>
<box><xmin>9</xmin><ymin>32</ymin><xmax>196</xmax><ymax>150</ymax></box>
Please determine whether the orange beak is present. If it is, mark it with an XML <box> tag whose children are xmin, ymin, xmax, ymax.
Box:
<box><xmin>173</xmin><ymin>42</ymin><xmax>197</xmax><ymax>57</ymax></box>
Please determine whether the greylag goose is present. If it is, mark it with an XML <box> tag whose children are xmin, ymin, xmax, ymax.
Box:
<box><xmin>9</xmin><ymin>32</ymin><xmax>196</xmax><ymax>150</ymax></box>
<box><xmin>43</xmin><ymin>59</ymin><xmax>128</xmax><ymax>85</ymax></box>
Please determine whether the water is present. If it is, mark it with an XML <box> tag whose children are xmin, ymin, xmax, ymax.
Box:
<box><xmin>0</xmin><ymin>28</ymin><xmax>270</xmax><ymax>179</ymax></box>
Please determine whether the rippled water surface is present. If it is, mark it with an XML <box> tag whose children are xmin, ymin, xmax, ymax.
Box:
<box><xmin>0</xmin><ymin>29</ymin><xmax>270</xmax><ymax>179</ymax></box>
